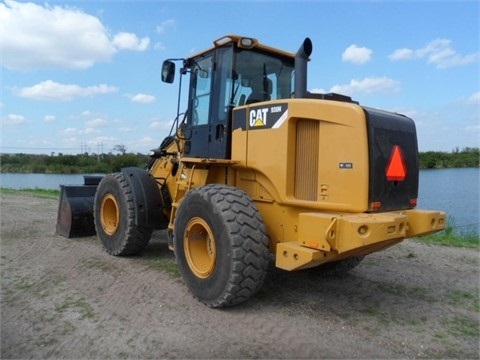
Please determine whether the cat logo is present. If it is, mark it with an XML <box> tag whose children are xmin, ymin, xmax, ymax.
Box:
<box><xmin>249</xmin><ymin>108</ymin><xmax>268</xmax><ymax>127</ymax></box>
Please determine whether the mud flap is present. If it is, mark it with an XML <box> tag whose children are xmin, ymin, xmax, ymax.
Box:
<box><xmin>56</xmin><ymin>176</ymin><xmax>103</xmax><ymax>238</ymax></box>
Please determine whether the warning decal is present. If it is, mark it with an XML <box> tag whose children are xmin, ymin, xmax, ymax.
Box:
<box><xmin>386</xmin><ymin>145</ymin><xmax>407</xmax><ymax>181</ymax></box>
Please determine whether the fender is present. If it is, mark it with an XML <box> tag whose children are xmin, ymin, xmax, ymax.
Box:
<box><xmin>121</xmin><ymin>167</ymin><xmax>165</xmax><ymax>228</ymax></box>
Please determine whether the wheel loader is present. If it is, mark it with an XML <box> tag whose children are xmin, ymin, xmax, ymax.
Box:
<box><xmin>57</xmin><ymin>35</ymin><xmax>446</xmax><ymax>307</ymax></box>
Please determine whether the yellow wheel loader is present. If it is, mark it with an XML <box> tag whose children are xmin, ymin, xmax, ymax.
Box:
<box><xmin>57</xmin><ymin>35</ymin><xmax>446</xmax><ymax>307</ymax></box>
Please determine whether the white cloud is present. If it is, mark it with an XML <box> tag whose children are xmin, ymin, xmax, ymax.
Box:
<box><xmin>94</xmin><ymin>136</ymin><xmax>116</xmax><ymax>142</ymax></box>
<box><xmin>17</xmin><ymin>80</ymin><xmax>118</xmax><ymax>101</ymax></box>
<box><xmin>119</xmin><ymin>127</ymin><xmax>137</xmax><ymax>132</ymax></box>
<box><xmin>466</xmin><ymin>91</ymin><xmax>480</xmax><ymax>105</ymax></box>
<box><xmin>85</xmin><ymin>118</ymin><xmax>108</xmax><ymax>127</ymax></box>
<box><xmin>154</xmin><ymin>42</ymin><xmax>166</xmax><ymax>51</ymax></box>
<box><xmin>389</xmin><ymin>39</ymin><xmax>478</xmax><ymax>69</ymax></box>
<box><xmin>137</xmin><ymin>136</ymin><xmax>156</xmax><ymax>148</ymax></box>
<box><xmin>62</xmin><ymin>127</ymin><xmax>79</xmax><ymax>136</ymax></box>
<box><xmin>84</xmin><ymin>128</ymin><xmax>99</xmax><ymax>135</ymax></box>
<box><xmin>112</xmin><ymin>32</ymin><xmax>150</xmax><ymax>51</ymax></box>
<box><xmin>61</xmin><ymin>126</ymin><xmax>101</xmax><ymax>136</ymax></box>
<box><xmin>387</xmin><ymin>107</ymin><xmax>418</xmax><ymax>119</ymax></box>
<box><xmin>0</xmin><ymin>0</ymin><xmax>150</xmax><ymax>70</ymax></box>
<box><xmin>156</xmin><ymin>19</ymin><xmax>175</xmax><ymax>34</ymax></box>
<box><xmin>130</xmin><ymin>93</ymin><xmax>156</xmax><ymax>104</ymax></box>
<box><xmin>309</xmin><ymin>87</ymin><xmax>328</xmax><ymax>94</ymax></box>
<box><xmin>153</xmin><ymin>19</ymin><xmax>175</xmax><ymax>51</ymax></box>
<box><xmin>342</xmin><ymin>44</ymin><xmax>372</xmax><ymax>64</ymax></box>
<box><xmin>43</xmin><ymin>115</ymin><xmax>56</xmax><ymax>122</ymax></box>
<box><xmin>149</xmin><ymin>119</ymin><xmax>174</xmax><ymax>130</ymax></box>
<box><xmin>2</xmin><ymin>113</ymin><xmax>26</xmax><ymax>125</ymax></box>
<box><xmin>149</xmin><ymin>121</ymin><xmax>162</xmax><ymax>130</ymax></box>
<box><xmin>388</xmin><ymin>48</ymin><xmax>414</xmax><ymax>61</ymax></box>
<box><xmin>312</xmin><ymin>76</ymin><xmax>400</xmax><ymax>96</ymax></box>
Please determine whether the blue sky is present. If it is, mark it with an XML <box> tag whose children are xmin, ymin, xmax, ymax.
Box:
<box><xmin>1</xmin><ymin>0</ymin><xmax>479</xmax><ymax>155</ymax></box>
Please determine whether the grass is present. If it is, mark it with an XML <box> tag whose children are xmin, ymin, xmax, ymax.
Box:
<box><xmin>144</xmin><ymin>256</ymin><xmax>181</xmax><ymax>278</ymax></box>
<box><xmin>55</xmin><ymin>296</ymin><xmax>95</xmax><ymax>320</ymax></box>
<box><xmin>14</xmin><ymin>275</ymin><xmax>34</xmax><ymax>291</ymax></box>
<box><xmin>375</xmin><ymin>282</ymin><xmax>432</xmax><ymax>302</ymax></box>
<box><xmin>0</xmin><ymin>187</ymin><xmax>60</xmax><ymax>200</ymax></box>
<box><xmin>84</xmin><ymin>258</ymin><xmax>115</xmax><ymax>272</ymax></box>
<box><xmin>447</xmin><ymin>289</ymin><xmax>480</xmax><ymax>312</ymax></box>
<box><xmin>445</xmin><ymin>315</ymin><xmax>480</xmax><ymax>338</ymax></box>
<box><xmin>415</xmin><ymin>216</ymin><xmax>479</xmax><ymax>249</ymax></box>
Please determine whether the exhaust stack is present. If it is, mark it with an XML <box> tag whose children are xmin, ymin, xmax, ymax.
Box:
<box><xmin>294</xmin><ymin>37</ymin><xmax>313</xmax><ymax>98</ymax></box>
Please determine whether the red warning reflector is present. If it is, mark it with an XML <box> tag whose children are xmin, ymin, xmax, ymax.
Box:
<box><xmin>386</xmin><ymin>145</ymin><xmax>407</xmax><ymax>181</ymax></box>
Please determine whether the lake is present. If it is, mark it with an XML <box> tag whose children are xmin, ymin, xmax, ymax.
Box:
<box><xmin>1</xmin><ymin>168</ymin><xmax>478</xmax><ymax>234</ymax></box>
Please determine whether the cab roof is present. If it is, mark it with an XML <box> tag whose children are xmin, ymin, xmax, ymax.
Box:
<box><xmin>187</xmin><ymin>35</ymin><xmax>296</xmax><ymax>60</ymax></box>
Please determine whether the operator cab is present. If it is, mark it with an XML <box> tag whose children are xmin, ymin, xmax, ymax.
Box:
<box><xmin>162</xmin><ymin>35</ymin><xmax>295</xmax><ymax>159</ymax></box>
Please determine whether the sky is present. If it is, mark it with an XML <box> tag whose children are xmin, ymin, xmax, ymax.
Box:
<box><xmin>1</xmin><ymin>0</ymin><xmax>479</xmax><ymax>155</ymax></box>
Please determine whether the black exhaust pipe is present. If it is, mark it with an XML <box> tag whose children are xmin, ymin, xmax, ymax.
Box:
<box><xmin>295</xmin><ymin>37</ymin><xmax>313</xmax><ymax>98</ymax></box>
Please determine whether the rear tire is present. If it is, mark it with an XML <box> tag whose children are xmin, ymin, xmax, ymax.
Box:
<box><xmin>94</xmin><ymin>173</ymin><xmax>152</xmax><ymax>256</ymax></box>
<box><xmin>174</xmin><ymin>184</ymin><xmax>270</xmax><ymax>308</ymax></box>
<box><xmin>314</xmin><ymin>256</ymin><xmax>364</xmax><ymax>277</ymax></box>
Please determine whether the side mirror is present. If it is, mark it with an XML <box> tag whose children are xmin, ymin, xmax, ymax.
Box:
<box><xmin>161</xmin><ymin>60</ymin><xmax>175</xmax><ymax>83</ymax></box>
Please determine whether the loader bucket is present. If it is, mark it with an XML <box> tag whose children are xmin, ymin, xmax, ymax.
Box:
<box><xmin>56</xmin><ymin>176</ymin><xmax>103</xmax><ymax>238</ymax></box>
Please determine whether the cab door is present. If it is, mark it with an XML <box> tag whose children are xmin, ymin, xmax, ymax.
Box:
<box><xmin>185</xmin><ymin>47</ymin><xmax>233</xmax><ymax>159</ymax></box>
<box><xmin>185</xmin><ymin>53</ymin><xmax>213</xmax><ymax>158</ymax></box>
<box><xmin>207</xmin><ymin>46</ymin><xmax>233</xmax><ymax>159</ymax></box>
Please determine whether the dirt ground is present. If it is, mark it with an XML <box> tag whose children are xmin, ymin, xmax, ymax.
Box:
<box><xmin>1</xmin><ymin>191</ymin><xmax>479</xmax><ymax>359</ymax></box>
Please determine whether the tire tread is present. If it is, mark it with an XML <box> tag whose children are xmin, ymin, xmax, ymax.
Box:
<box><xmin>94</xmin><ymin>172</ymin><xmax>152</xmax><ymax>256</ymax></box>
<box><xmin>175</xmin><ymin>184</ymin><xmax>270</xmax><ymax>308</ymax></box>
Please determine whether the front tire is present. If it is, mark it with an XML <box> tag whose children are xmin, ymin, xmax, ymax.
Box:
<box><xmin>174</xmin><ymin>184</ymin><xmax>270</xmax><ymax>308</ymax></box>
<box><xmin>94</xmin><ymin>173</ymin><xmax>152</xmax><ymax>256</ymax></box>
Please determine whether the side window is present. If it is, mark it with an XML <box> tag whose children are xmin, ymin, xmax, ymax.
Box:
<box><xmin>234</xmin><ymin>50</ymin><xmax>295</xmax><ymax>105</ymax></box>
<box><xmin>190</xmin><ymin>55</ymin><xmax>213</xmax><ymax>125</ymax></box>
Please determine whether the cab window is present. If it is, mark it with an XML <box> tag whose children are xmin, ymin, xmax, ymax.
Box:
<box><xmin>189</xmin><ymin>54</ymin><xmax>213</xmax><ymax>126</ymax></box>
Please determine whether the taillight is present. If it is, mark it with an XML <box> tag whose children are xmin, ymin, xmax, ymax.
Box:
<box><xmin>370</xmin><ymin>201</ymin><xmax>381</xmax><ymax>211</ymax></box>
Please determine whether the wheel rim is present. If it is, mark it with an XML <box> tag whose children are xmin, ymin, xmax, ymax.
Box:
<box><xmin>100</xmin><ymin>193</ymin><xmax>119</xmax><ymax>235</ymax></box>
<box><xmin>184</xmin><ymin>217</ymin><xmax>216</xmax><ymax>279</ymax></box>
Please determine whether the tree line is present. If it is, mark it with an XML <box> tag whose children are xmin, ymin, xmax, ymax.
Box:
<box><xmin>0</xmin><ymin>152</ymin><xmax>151</xmax><ymax>174</ymax></box>
<box><xmin>419</xmin><ymin>147</ymin><xmax>479</xmax><ymax>169</ymax></box>
<box><xmin>0</xmin><ymin>147</ymin><xmax>478</xmax><ymax>174</ymax></box>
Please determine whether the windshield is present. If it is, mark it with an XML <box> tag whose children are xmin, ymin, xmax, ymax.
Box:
<box><xmin>186</xmin><ymin>46</ymin><xmax>296</xmax><ymax>129</ymax></box>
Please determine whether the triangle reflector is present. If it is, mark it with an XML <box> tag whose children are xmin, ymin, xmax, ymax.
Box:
<box><xmin>386</xmin><ymin>145</ymin><xmax>407</xmax><ymax>181</ymax></box>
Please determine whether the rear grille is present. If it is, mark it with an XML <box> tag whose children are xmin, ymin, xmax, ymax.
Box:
<box><xmin>294</xmin><ymin>120</ymin><xmax>319</xmax><ymax>201</ymax></box>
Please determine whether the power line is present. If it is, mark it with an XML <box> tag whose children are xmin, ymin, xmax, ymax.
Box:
<box><xmin>1</xmin><ymin>146</ymin><xmax>80</xmax><ymax>151</ymax></box>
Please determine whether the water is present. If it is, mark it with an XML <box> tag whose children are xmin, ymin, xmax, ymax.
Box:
<box><xmin>1</xmin><ymin>169</ymin><xmax>478</xmax><ymax>234</ymax></box>
<box><xmin>418</xmin><ymin>168</ymin><xmax>479</xmax><ymax>234</ymax></box>
<box><xmin>0</xmin><ymin>173</ymin><xmax>100</xmax><ymax>190</ymax></box>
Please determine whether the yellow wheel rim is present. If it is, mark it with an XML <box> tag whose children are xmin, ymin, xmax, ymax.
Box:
<box><xmin>184</xmin><ymin>217</ymin><xmax>216</xmax><ymax>279</ymax></box>
<box><xmin>100</xmin><ymin>193</ymin><xmax>119</xmax><ymax>235</ymax></box>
